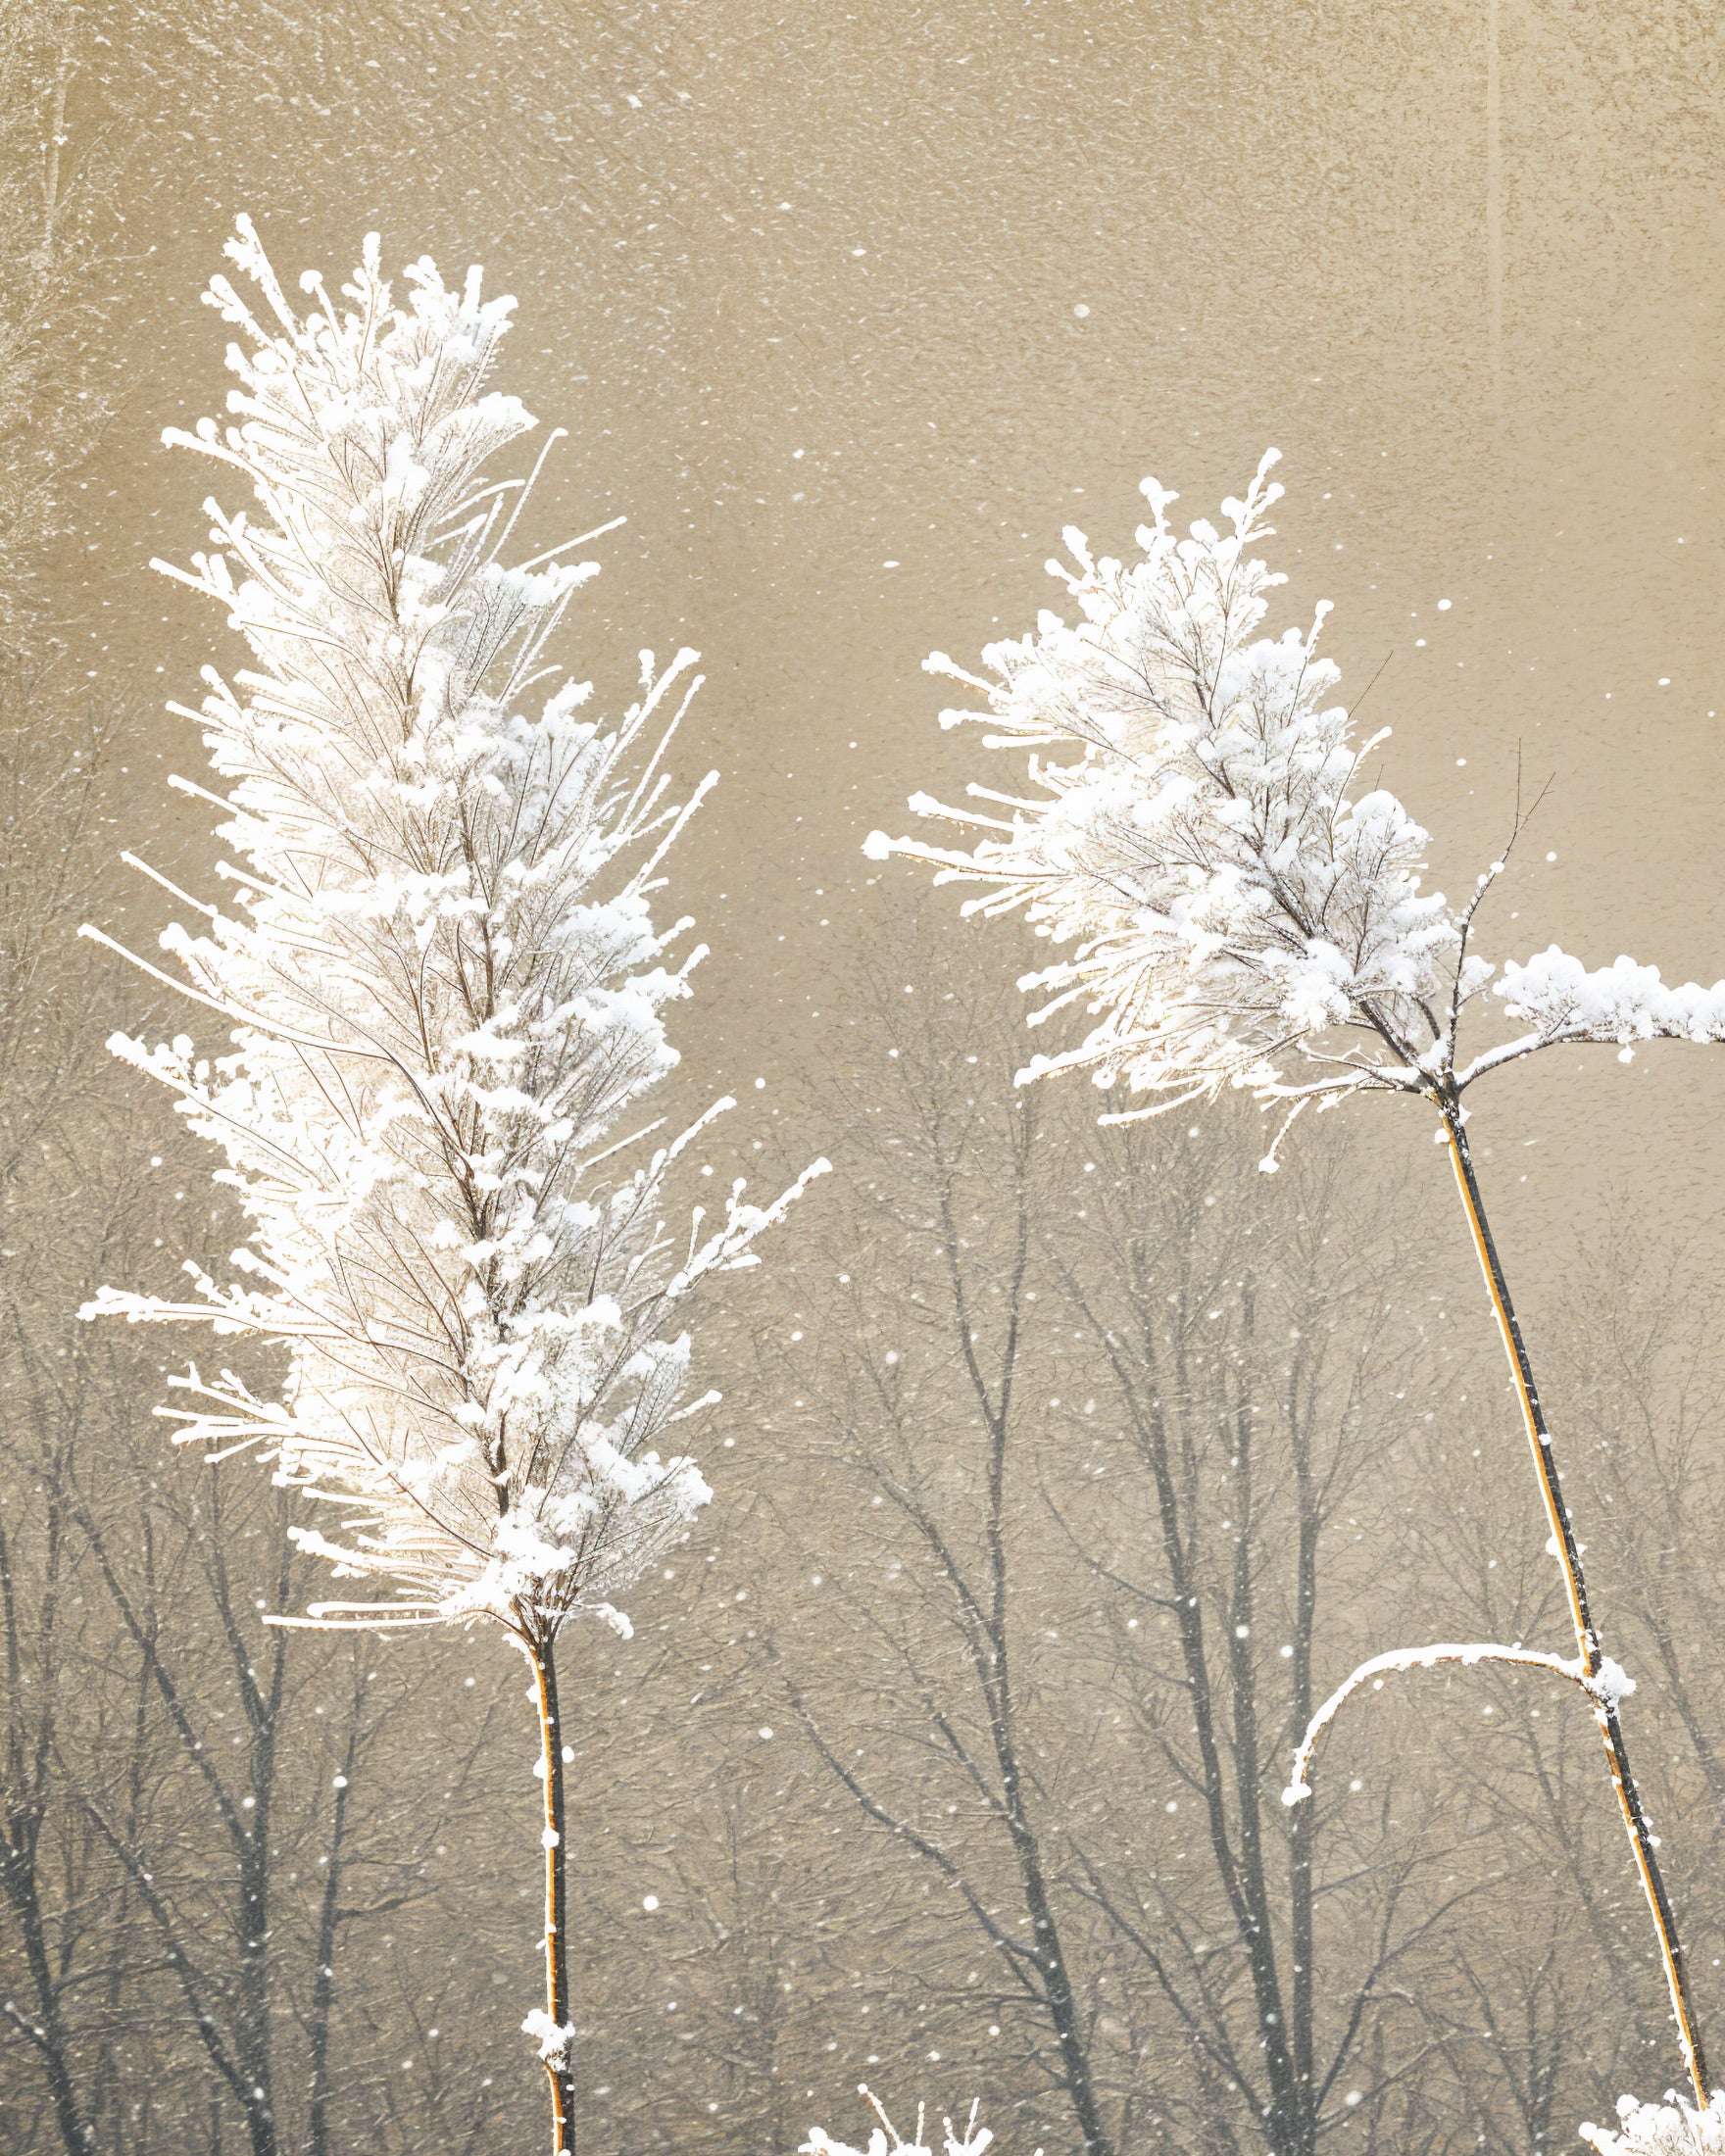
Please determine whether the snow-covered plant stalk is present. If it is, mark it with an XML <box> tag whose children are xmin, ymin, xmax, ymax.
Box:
<box><xmin>79</xmin><ymin>220</ymin><xmax>825</xmax><ymax>2156</ymax></box>
<box><xmin>866</xmin><ymin>451</ymin><xmax>1724</xmax><ymax>2106</ymax></box>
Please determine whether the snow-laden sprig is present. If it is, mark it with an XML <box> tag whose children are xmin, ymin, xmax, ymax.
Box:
<box><xmin>804</xmin><ymin>2086</ymin><xmax>1010</xmax><ymax>2156</ymax></box>
<box><xmin>79</xmin><ymin>220</ymin><xmax>827</xmax><ymax>1643</ymax></box>
<box><xmin>866</xmin><ymin>451</ymin><xmax>1725</xmax><ymax>1125</ymax></box>
<box><xmin>1582</xmin><ymin>2095</ymin><xmax>1725</xmax><ymax>2156</ymax></box>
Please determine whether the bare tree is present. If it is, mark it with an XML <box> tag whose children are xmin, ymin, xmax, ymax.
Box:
<box><xmin>1044</xmin><ymin>1114</ymin><xmax>1471</xmax><ymax>2156</ymax></box>
<box><xmin>769</xmin><ymin>956</ymin><xmax>1114</xmax><ymax>2156</ymax></box>
<box><xmin>759</xmin><ymin>945</ymin><xmax>1487</xmax><ymax>2156</ymax></box>
<box><xmin>0</xmin><ymin>1123</ymin><xmax>503</xmax><ymax>2156</ymax></box>
<box><xmin>1548</xmin><ymin>1221</ymin><xmax>1725</xmax><ymax>1833</ymax></box>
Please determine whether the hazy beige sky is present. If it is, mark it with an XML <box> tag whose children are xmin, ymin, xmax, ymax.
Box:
<box><xmin>55</xmin><ymin>0</ymin><xmax>1725</xmax><ymax>1277</ymax></box>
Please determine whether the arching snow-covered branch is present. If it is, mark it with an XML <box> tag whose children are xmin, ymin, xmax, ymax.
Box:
<box><xmin>1280</xmin><ymin>1640</ymin><xmax>1629</xmax><ymax>1808</ymax></box>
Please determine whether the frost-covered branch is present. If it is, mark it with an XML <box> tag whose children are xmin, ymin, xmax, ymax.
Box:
<box><xmin>1583</xmin><ymin>2094</ymin><xmax>1725</xmax><ymax>2156</ymax></box>
<box><xmin>80</xmin><ymin>218</ymin><xmax>826</xmax><ymax>1644</ymax></box>
<box><xmin>79</xmin><ymin>220</ymin><xmax>826</xmax><ymax>2156</ymax></box>
<box><xmin>1457</xmin><ymin>949</ymin><xmax>1725</xmax><ymax>1088</ymax></box>
<box><xmin>865</xmin><ymin>452</ymin><xmax>1725</xmax><ymax>1119</ymax></box>
<box><xmin>1279</xmin><ymin>1641</ymin><xmax>1630</xmax><ymax>1807</ymax></box>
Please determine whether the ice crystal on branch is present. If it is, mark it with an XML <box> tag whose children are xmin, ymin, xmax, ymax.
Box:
<box><xmin>521</xmin><ymin>2009</ymin><xmax>577</xmax><ymax>2066</ymax></box>
<box><xmin>866</xmin><ymin>451</ymin><xmax>1725</xmax><ymax>1123</ymax></box>
<box><xmin>80</xmin><ymin>220</ymin><xmax>825</xmax><ymax>1642</ymax></box>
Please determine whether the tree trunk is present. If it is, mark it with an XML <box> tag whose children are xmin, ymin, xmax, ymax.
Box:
<box><xmin>993</xmin><ymin>1706</ymin><xmax>1113</xmax><ymax>2156</ymax></box>
<box><xmin>1288</xmin><ymin>1360</ymin><xmax>1320</xmax><ymax>2146</ymax></box>
<box><xmin>0</xmin><ymin>1471</ymin><xmax>94</xmax><ymax>2156</ymax></box>
<box><xmin>0</xmin><ymin>1825</ymin><xmax>94</xmax><ymax>2154</ymax></box>
<box><xmin>305</xmin><ymin>1706</ymin><xmax>360</xmax><ymax>2156</ymax></box>
<box><xmin>1441</xmin><ymin>1099</ymin><xmax>1709</xmax><ymax>2103</ymax></box>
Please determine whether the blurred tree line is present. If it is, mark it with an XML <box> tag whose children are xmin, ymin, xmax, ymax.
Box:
<box><xmin>7</xmin><ymin>783</ymin><xmax>1724</xmax><ymax>2156</ymax></box>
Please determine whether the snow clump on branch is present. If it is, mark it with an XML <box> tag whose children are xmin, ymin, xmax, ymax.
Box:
<box><xmin>865</xmin><ymin>451</ymin><xmax>1725</xmax><ymax>1123</ymax></box>
<box><xmin>79</xmin><ymin>219</ymin><xmax>826</xmax><ymax>1642</ymax></box>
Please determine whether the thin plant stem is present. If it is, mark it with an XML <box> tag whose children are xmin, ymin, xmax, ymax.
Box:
<box><xmin>529</xmin><ymin>1635</ymin><xmax>575</xmax><ymax>2155</ymax></box>
<box><xmin>1439</xmin><ymin>1095</ymin><xmax>1710</xmax><ymax>2104</ymax></box>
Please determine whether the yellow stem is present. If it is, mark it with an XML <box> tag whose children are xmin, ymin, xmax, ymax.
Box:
<box><xmin>1442</xmin><ymin>1108</ymin><xmax>1709</xmax><ymax>2103</ymax></box>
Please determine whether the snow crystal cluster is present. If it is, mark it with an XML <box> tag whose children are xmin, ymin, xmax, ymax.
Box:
<box><xmin>1582</xmin><ymin>2093</ymin><xmax>1725</xmax><ymax>2156</ymax></box>
<box><xmin>81</xmin><ymin>220</ymin><xmax>824</xmax><ymax>1640</ymax></box>
<box><xmin>1499</xmin><ymin>950</ymin><xmax>1725</xmax><ymax>1052</ymax></box>
<box><xmin>521</xmin><ymin>2009</ymin><xmax>576</xmax><ymax>2066</ymax></box>
<box><xmin>866</xmin><ymin>452</ymin><xmax>1725</xmax><ymax>1120</ymax></box>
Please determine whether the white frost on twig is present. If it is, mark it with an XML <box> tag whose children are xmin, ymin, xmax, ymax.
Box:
<box><xmin>868</xmin><ymin>454</ymin><xmax>1725</xmax><ymax>1125</ymax></box>
<box><xmin>1592</xmin><ymin>1654</ymin><xmax>1637</xmax><ymax>1708</ymax></box>
<box><xmin>520</xmin><ymin>2009</ymin><xmax>576</xmax><ymax>2065</ymax></box>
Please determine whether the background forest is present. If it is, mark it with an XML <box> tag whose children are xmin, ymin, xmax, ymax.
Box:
<box><xmin>4</xmin><ymin>4</ymin><xmax>1725</xmax><ymax>2156</ymax></box>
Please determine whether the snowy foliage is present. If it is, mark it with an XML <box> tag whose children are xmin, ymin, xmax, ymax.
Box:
<box><xmin>1582</xmin><ymin>2094</ymin><xmax>1725</xmax><ymax>2156</ymax></box>
<box><xmin>80</xmin><ymin>220</ymin><xmax>825</xmax><ymax>1643</ymax></box>
<box><xmin>804</xmin><ymin>2088</ymin><xmax>1011</xmax><ymax>2156</ymax></box>
<box><xmin>866</xmin><ymin>452</ymin><xmax>1725</xmax><ymax>1126</ymax></box>
<box><xmin>1499</xmin><ymin>949</ymin><xmax>1725</xmax><ymax>1051</ymax></box>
